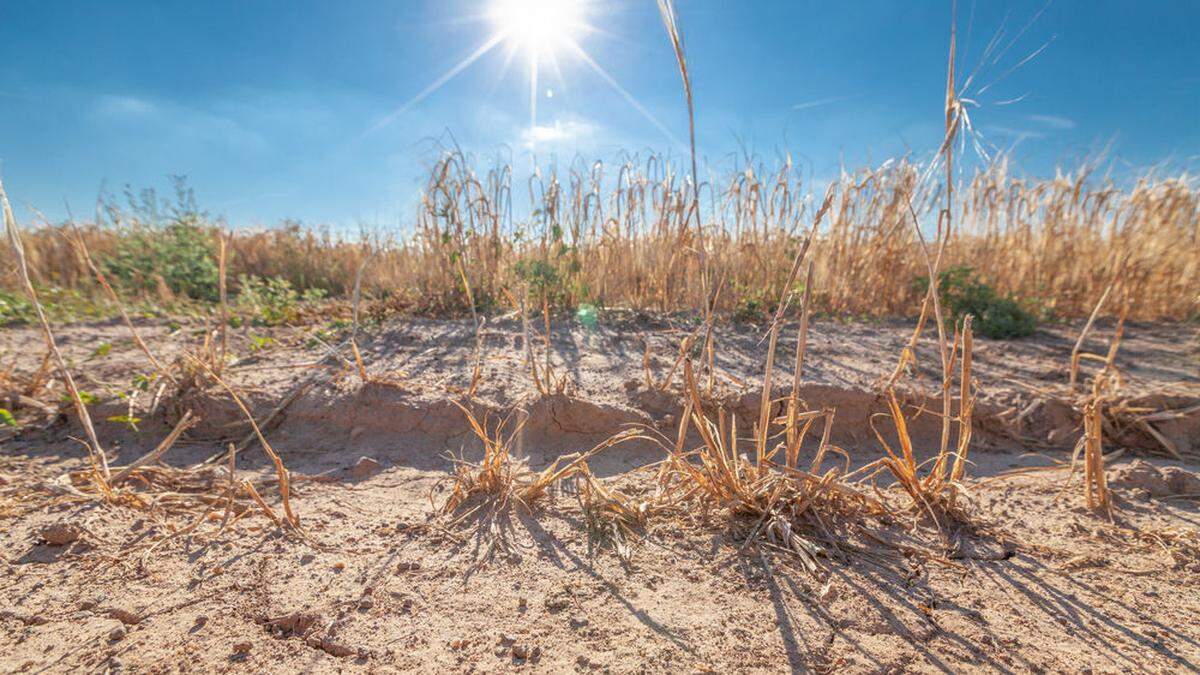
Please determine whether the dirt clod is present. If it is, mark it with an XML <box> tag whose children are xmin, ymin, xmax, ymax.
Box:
<box><xmin>38</xmin><ymin>522</ymin><xmax>81</xmax><ymax>546</ymax></box>
<box><xmin>348</xmin><ymin>456</ymin><xmax>382</xmax><ymax>479</ymax></box>
<box><xmin>1109</xmin><ymin>460</ymin><xmax>1200</xmax><ymax>497</ymax></box>
<box><xmin>107</xmin><ymin>607</ymin><xmax>144</xmax><ymax>625</ymax></box>
<box><xmin>1162</xmin><ymin>466</ymin><xmax>1200</xmax><ymax>494</ymax></box>
<box><xmin>308</xmin><ymin>636</ymin><xmax>357</xmax><ymax>658</ymax></box>
<box><xmin>266</xmin><ymin>612</ymin><xmax>322</xmax><ymax>637</ymax></box>
<box><xmin>511</xmin><ymin>644</ymin><xmax>541</xmax><ymax>660</ymax></box>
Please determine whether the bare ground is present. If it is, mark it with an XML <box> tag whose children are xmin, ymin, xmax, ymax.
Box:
<box><xmin>2</xmin><ymin>314</ymin><xmax>1199</xmax><ymax>673</ymax></box>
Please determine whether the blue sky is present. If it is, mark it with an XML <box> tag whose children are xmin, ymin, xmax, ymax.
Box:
<box><xmin>1</xmin><ymin>1</ymin><xmax>1197</xmax><ymax>229</ymax></box>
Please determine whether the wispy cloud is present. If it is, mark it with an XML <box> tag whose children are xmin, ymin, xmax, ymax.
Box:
<box><xmin>520</xmin><ymin>118</ymin><xmax>601</xmax><ymax>148</ymax></box>
<box><xmin>90</xmin><ymin>93</ymin><xmax>269</xmax><ymax>154</ymax></box>
<box><xmin>94</xmin><ymin>94</ymin><xmax>156</xmax><ymax>117</ymax></box>
<box><xmin>792</xmin><ymin>94</ymin><xmax>861</xmax><ymax>111</ymax></box>
<box><xmin>1026</xmin><ymin>114</ymin><xmax>1075</xmax><ymax>130</ymax></box>
<box><xmin>984</xmin><ymin>125</ymin><xmax>1046</xmax><ymax>142</ymax></box>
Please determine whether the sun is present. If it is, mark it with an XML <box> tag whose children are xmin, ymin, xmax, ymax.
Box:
<box><xmin>490</xmin><ymin>0</ymin><xmax>587</xmax><ymax>55</ymax></box>
<box><xmin>373</xmin><ymin>0</ymin><xmax>677</xmax><ymax>148</ymax></box>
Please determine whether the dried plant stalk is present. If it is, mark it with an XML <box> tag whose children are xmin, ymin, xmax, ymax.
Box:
<box><xmin>111</xmin><ymin>411</ymin><xmax>197</xmax><ymax>485</ymax></box>
<box><xmin>70</xmin><ymin>223</ymin><xmax>176</xmax><ymax>384</ymax></box>
<box><xmin>2</xmin><ymin>177</ymin><xmax>110</xmax><ymax>481</ymax></box>
<box><xmin>187</xmin><ymin>356</ymin><xmax>299</xmax><ymax>528</ymax></box>
<box><xmin>1069</xmin><ymin>281</ymin><xmax>1114</xmax><ymax>389</ymax></box>
<box><xmin>217</xmin><ymin>231</ymin><xmax>230</xmax><ymax>372</ymax></box>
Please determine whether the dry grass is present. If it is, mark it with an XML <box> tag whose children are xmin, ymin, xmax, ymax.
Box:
<box><xmin>436</xmin><ymin>401</ymin><xmax>643</xmax><ymax>519</ymax></box>
<box><xmin>432</xmin><ymin>401</ymin><xmax>650</xmax><ymax>558</ymax></box>
<box><xmin>2</xmin><ymin>186</ymin><xmax>311</xmax><ymax>568</ymax></box>
<box><xmin>4</xmin><ymin>154</ymin><xmax>1196</xmax><ymax>324</ymax></box>
<box><xmin>3</xmin><ymin>181</ymin><xmax>110</xmax><ymax>473</ymax></box>
<box><xmin>1066</xmin><ymin>285</ymin><xmax>1130</xmax><ymax>512</ymax></box>
<box><xmin>632</xmin><ymin>185</ymin><xmax>928</xmax><ymax>570</ymax></box>
<box><xmin>654</xmin><ymin>360</ymin><xmax>885</xmax><ymax>571</ymax></box>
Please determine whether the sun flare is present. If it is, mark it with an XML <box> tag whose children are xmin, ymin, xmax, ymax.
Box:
<box><xmin>375</xmin><ymin>0</ymin><xmax>674</xmax><ymax>148</ymax></box>
<box><xmin>490</xmin><ymin>0</ymin><xmax>587</xmax><ymax>54</ymax></box>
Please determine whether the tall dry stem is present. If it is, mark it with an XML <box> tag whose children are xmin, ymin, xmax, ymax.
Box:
<box><xmin>2</xmin><ymin>177</ymin><xmax>110</xmax><ymax>482</ymax></box>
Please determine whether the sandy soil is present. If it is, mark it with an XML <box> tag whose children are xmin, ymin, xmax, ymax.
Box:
<box><xmin>2</xmin><ymin>313</ymin><xmax>1199</xmax><ymax>673</ymax></box>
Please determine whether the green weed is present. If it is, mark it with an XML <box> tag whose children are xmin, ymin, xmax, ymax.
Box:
<box><xmin>914</xmin><ymin>266</ymin><xmax>1037</xmax><ymax>339</ymax></box>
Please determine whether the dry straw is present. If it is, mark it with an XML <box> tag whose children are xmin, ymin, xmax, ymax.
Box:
<box><xmin>2</xmin><ymin>177</ymin><xmax>110</xmax><ymax>485</ymax></box>
<box><xmin>7</xmin><ymin>153</ymin><xmax>1196</xmax><ymax>323</ymax></box>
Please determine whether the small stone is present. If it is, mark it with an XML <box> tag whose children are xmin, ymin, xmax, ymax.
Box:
<box><xmin>232</xmin><ymin>641</ymin><xmax>253</xmax><ymax>654</ymax></box>
<box><xmin>39</xmin><ymin>522</ymin><xmax>81</xmax><ymax>546</ymax></box>
<box><xmin>819</xmin><ymin>581</ymin><xmax>839</xmax><ymax>604</ymax></box>
<box><xmin>357</xmin><ymin>597</ymin><xmax>374</xmax><ymax>611</ymax></box>
<box><xmin>108</xmin><ymin>626</ymin><xmax>127</xmax><ymax>642</ymax></box>
<box><xmin>107</xmin><ymin>607</ymin><xmax>144</xmax><ymax>625</ymax></box>
<box><xmin>1163</xmin><ymin>466</ymin><xmax>1200</xmax><ymax>495</ymax></box>
<box><xmin>569</xmin><ymin>614</ymin><xmax>589</xmax><ymax>629</ymax></box>
<box><xmin>348</xmin><ymin>456</ymin><xmax>381</xmax><ymax>479</ymax></box>
<box><xmin>511</xmin><ymin>644</ymin><xmax>532</xmax><ymax>660</ymax></box>
<box><xmin>517</xmin><ymin>596</ymin><xmax>527</xmax><ymax>609</ymax></box>
<box><xmin>195</xmin><ymin>614</ymin><xmax>209</xmax><ymax>627</ymax></box>
<box><xmin>332</xmin><ymin>562</ymin><xmax>346</xmax><ymax>572</ymax></box>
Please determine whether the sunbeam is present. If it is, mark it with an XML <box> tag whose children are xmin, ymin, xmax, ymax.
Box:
<box><xmin>529</xmin><ymin>51</ymin><xmax>539</xmax><ymax>129</ymax></box>
<box><xmin>364</xmin><ymin>31</ymin><xmax>507</xmax><ymax>137</ymax></box>
<box><xmin>565</xmin><ymin>39</ymin><xmax>684</xmax><ymax>149</ymax></box>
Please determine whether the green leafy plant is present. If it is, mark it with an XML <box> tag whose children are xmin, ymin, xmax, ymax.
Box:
<box><xmin>914</xmin><ymin>266</ymin><xmax>1037</xmax><ymax>339</ymax></box>
<box><xmin>0</xmin><ymin>290</ymin><xmax>33</xmax><ymax>323</ymax></box>
<box><xmin>301</xmin><ymin>287</ymin><xmax>328</xmax><ymax>303</ymax></box>
<box><xmin>237</xmin><ymin>275</ymin><xmax>300</xmax><ymax>325</ymax></box>
<box><xmin>731</xmin><ymin>284</ymin><xmax>773</xmax><ymax>323</ymax></box>
<box><xmin>513</xmin><ymin>258</ymin><xmax>570</xmax><ymax>308</ymax></box>
<box><xmin>249</xmin><ymin>334</ymin><xmax>275</xmax><ymax>352</ymax></box>
<box><xmin>107</xmin><ymin>414</ymin><xmax>142</xmax><ymax>430</ymax></box>
<box><xmin>103</xmin><ymin>218</ymin><xmax>220</xmax><ymax>301</ymax></box>
<box><xmin>62</xmin><ymin>391</ymin><xmax>99</xmax><ymax>405</ymax></box>
<box><xmin>96</xmin><ymin>177</ymin><xmax>220</xmax><ymax>301</ymax></box>
<box><xmin>0</xmin><ymin>408</ymin><xmax>18</xmax><ymax>428</ymax></box>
